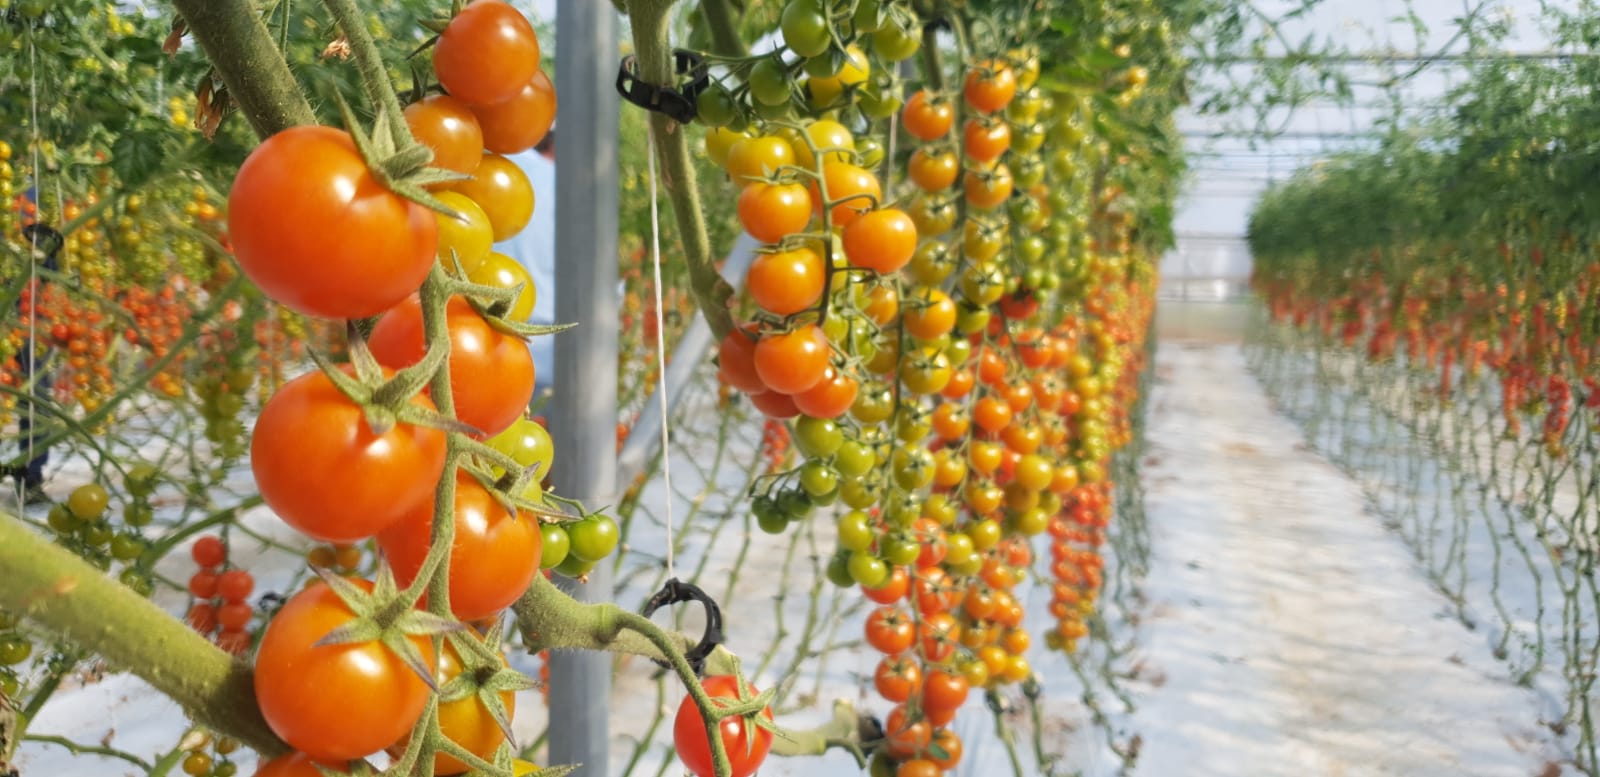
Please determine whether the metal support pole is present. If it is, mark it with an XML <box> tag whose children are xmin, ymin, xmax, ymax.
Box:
<box><xmin>548</xmin><ymin>1</ymin><xmax>620</xmax><ymax>775</ymax></box>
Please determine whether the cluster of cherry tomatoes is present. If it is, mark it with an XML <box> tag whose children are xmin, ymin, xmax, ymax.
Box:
<box><xmin>222</xmin><ymin>2</ymin><xmax>589</xmax><ymax>773</ymax></box>
<box><xmin>684</xmin><ymin>6</ymin><xmax>1159</xmax><ymax>766</ymax></box>
<box><xmin>183</xmin><ymin>535</ymin><xmax>257</xmax><ymax>656</ymax></box>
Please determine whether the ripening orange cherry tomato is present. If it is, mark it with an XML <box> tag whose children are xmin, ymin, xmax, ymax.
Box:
<box><xmin>810</xmin><ymin>161</ymin><xmax>881</xmax><ymax>226</ymax></box>
<box><xmin>746</xmin><ymin>246</ymin><xmax>825</xmax><ymax>315</ymax></box>
<box><xmin>842</xmin><ymin>208</ymin><xmax>917</xmax><ymax>274</ymax></box>
<box><xmin>451</xmin><ymin>153</ymin><xmax>535</xmax><ymax>240</ymax></box>
<box><xmin>907</xmin><ymin>148</ymin><xmax>959</xmax><ymax>191</ymax></box>
<box><xmin>902</xmin><ymin>90</ymin><xmax>954</xmax><ymax>140</ymax></box>
<box><xmin>793</xmin><ymin>366</ymin><xmax>859</xmax><ymax>419</ymax></box>
<box><xmin>738</xmin><ymin>181</ymin><xmax>812</xmax><ymax>243</ymax></box>
<box><xmin>963</xmin><ymin>118</ymin><xmax>1011</xmax><ymax>163</ymax></box>
<box><xmin>473</xmin><ymin>68</ymin><xmax>557</xmax><ymax>154</ymax></box>
<box><xmin>903</xmin><ymin>288</ymin><xmax>956</xmax><ymax>340</ymax></box>
<box><xmin>754</xmin><ymin>324</ymin><xmax>831</xmax><ymax>394</ymax></box>
<box><xmin>964</xmin><ymin>59</ymin><xmax>1017</xmax><ymax>113</ymax></box>
<box><xmin>718</xmin><ymin>325</ymin><xmax>766</xmax><ymax>393</ymax></box>
<box><xmin>964</xmin><ymin>164</ymin><xmax>1013</xmax><ymax>210</ymax></box>
<box><xmin>727</xmin><ymin>136</ymin><xmax>797</xmax><ymax>183</ymax></box>
<box><xmin>404</xmin><ymin>95</ymin><xmax>484</xmax><ymax>177</ymax></box>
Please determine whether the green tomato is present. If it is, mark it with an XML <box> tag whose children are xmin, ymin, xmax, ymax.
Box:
<box><xmin>871</xmin><ymin>21</ymin><xmax>920</xmax><ymax>62</ymax></box>
<box><xmin>80</xmin><ymin>520</ymin><xmax>113</xmax><ymax>548</ymax></box>
<box><xmin>567</xmin><ymin>514</ymin><xmax>620</xmax><ymax>562</ymax></box>
<box><xmin>944</xmin><ymin>531</ymin><xmax>975</xmax><ymax>567</ymax></box>
<box><xmin>749</xmin><ymin>57</ymin><xmax>793</xmax><ymax>107</ymax></box>
<box><xmin>794</xmin><ymin>416</ymin><xmax>844</xmax><ymax>458</ymax></box>
<box><xmin>780</xmin><ymin>0</ymin><xmax>831</xmax><ymax>58</ymax></box>
<box><xmin>539</xmin><ymin>523</ymin><xmax>571</xmax><ymax>569</ymax></box>
<box><xmin>119</xmin><ymin>568</ymin><xmax>154</xmax><ymax>597</ymax></box>
<box><xmin>826</xmin><ymin>551</ymin><xmax>856</xmax><ymax>587</ymax></box>
<box><xmin>837</xmin><ymin>510</ymin><xmax>875</xmax><ymax>552</ymax></box>
<box><xmin>67</xmin><ymin>483</ymin><xmax>109</xmax><ymax>521</ymax></box>
<box><xmin>0</xmin><ymin>635</ymin><xmax>31</xmax><ymax>666</ymax></box>
<box><xmin>839</xmin><ymin>477</ymin><xmax>879</xmax><ymax>509</ymax></box>
<box><xmin>757</xmin><ymin>509</ymin><xmax>788</xmax><ymax>535</ymax></box>
<box><xmin>487</xmin><ymin>418</ymin><xmax>556</xmax><ymax>484</ymax></box>
<box><xmin>777</xmin><ymin>489</ymin><xmax>814</xmax><ymax>521</ymax></box>
<box><xmin>855</xmin><ymin>136</ymin><xmax>885</xmax><ymax>169</ymax></box>
<box><xmin>847</xmin><ymin>551</ymin><xmax>888</xmax><ymax>587</ymax></box>
<box><xmin>123</xmin><ymin>502</ymin><xmax>154</xmax><ymax>527</ymax></box>
<box><xmin>47</xmin><ymin>505</ymin><xmax>77</xmax><ymax>533</ymax></box>
<box><xmin>833</xmin><ymin>440</ymin><xmax>875</xmax><ymax>478</ymax></box>
<box><xmin>799</xmin><ymin>461</ymin><xmax>839</xmax><ymax>497</ymax></box>
<box><xmin>124</xmin><ymin>463</ymin><xmax>159</xmax><ymax>496</ymax></box>
<box><xmin>109</xmin><ymin>533</ymin><xmax>144</xmax><ymax>561</ymax></box>
<box><xmin>890</xmin><ymin>447</ymin><xmax>935</xmax><ymax>491</ymax></box>
<box><xmin>554</xmin><ymin>553</ymin><xmax>597</xmax><ymax>579</ymax></box>
<box><xmin>696</xmin><ymin>85</ymin><xmax>738</xmax><ymax>127</ymax></box>
<box><xmin>851</xmin><ymin>0</ymin><xmax>882</xmax><ymax>33</ymax></box>
<box><xmin>880</xmin><ymin>533</ymin><xmax>920</xmax><ymax>567</ymax></box>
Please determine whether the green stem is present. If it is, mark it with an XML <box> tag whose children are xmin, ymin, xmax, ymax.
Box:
<box><xmin>0</xmin><ymin>514</ymin><xmax>284</xmax><ymax>755</ymax></box>
<box><xmin>625</xmin><ymin>0</ymin><xmax>738</xmax><ymax>342</ymax></box>
<box><xmin>23</xmin><ymin>734</ymin><xmax>152</xmax><ymax>772</ymax></box>
<box><xmin>701</xmin><ymin>0</ymin><xmax>751</xmax><ymax>58</ymax></box>
<box><xmin>321</xmin><ymin>0</ymin><xmax>410</xmax><ymax>147</ymax></box>
<box><xmin>168</xmin><ymin>0</ymin><xmax>316</xmax><ymax>138</ymax></box>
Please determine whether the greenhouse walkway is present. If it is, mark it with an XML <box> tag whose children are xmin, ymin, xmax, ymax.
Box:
<box><xmin>1122</xmin><ymin>339</ymin><xmax>1568</xmax><ymax>777</ymax></box>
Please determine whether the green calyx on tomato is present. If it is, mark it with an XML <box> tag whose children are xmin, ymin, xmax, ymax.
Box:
<box><xmin>253</xmin><ymin>569</ymin><xmax>454</xmax><ymax>762</ymax></box>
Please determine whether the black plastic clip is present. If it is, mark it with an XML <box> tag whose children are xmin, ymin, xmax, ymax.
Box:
<box><xmin>615</xmin><ymin>49</ymin><xmax>711</xmax><ymax>124</ymax></box>
<box><xmin>640</xmin><ymin>577</ymin><xmax>724</xmax><ymax>676</ymax></box>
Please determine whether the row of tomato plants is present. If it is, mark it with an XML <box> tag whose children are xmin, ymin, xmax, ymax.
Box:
<box><xmin>0</xmin><ymin>0</ymin><xmax>1189</xmax><ymax>776</ymax></box>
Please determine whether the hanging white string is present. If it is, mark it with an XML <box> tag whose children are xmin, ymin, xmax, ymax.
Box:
<box><xmin>644</xmin><ymin>127</ymin><xmax>676</xmax><ymax>581</ymax></box>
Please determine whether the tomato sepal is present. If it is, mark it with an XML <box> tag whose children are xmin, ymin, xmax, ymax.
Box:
<box><xmin>306</xmin><ymin>566</ymin><xmax>459</xmax><ymax>692</ymax></box>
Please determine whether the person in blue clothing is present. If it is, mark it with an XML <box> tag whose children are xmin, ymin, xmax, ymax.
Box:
<box><xmin>494</xmin><ymin>130</ymin><xmax>557</xmax><ymax>401</ymax></box>
<box><xmin>6</xmin><ymin>220</ymin><xmax>63</xmax><ymax>502</ymax></box>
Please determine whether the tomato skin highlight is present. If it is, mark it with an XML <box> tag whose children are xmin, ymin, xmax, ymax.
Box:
<box><xmin>228</xmin><ymin>126</ymin><xmax>437</xmax><ymax>320</ymax></box>
<box><xmin>672</xmin><ymin>675</ymin><xmax>773</xmax><ymax>777</ymax></box>
<box><xmin>253</xmin><ymin>581</ymin><xmax>435</xmax><ymax>762</ymax></box>
<box><xmin>251</xmin><ymin>367</ymin><xmax>447</xmax><ymax>543</ymax></box>
<box><xmin>377</xmin><ymin>471</ymin><xmax>541</xmax><ymax>621</ymax></box>
<box><xmin>368</xmin><ymin>295</ymin><xmax>535</xmax><ymax>437</ymax></box>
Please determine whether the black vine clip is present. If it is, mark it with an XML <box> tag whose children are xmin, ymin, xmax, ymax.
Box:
<box><xmin>639</xmin><ymin>577</ymin><xmax>724</xmax><ymax>677</ymax></box>
<box><xmin>615</xmin><ymin>49</ymin><xmax>710</xmax><ymax>124</ymax></box>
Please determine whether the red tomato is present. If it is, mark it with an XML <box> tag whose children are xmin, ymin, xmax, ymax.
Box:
<box><xmin>251</xmin><ymin>367</ymin><xmax>447</xmax><ymax>542</ymax></box>
<box><xmin>865</xmin><ymin>606</ymin><xmax>915</xmax><ymax>654</ymax></box>
<box><xmin>367</xmin><ymin>295</ymin><xmax>534</xmax><ymax>437</ymax></box>
<box><xmin>749</xmin><ymin>389</ymin><xmax>801</xmax><ymax>418</ymax></box>
<box><xmin>253</xmin><ymin>580</ymin><xmax>435</xmax><ymax>762</ymax></box>
<box><xmin>717</xmin><ymin>326</ymin><xmax>765</xmax><ymax>393</ymax></box>
<box><xmin>793</xmin><ymin>366</ymin><xmax>858</xmax><ymax>419</ymax></box>
<box><xmin>672</xmin><ymin>675</ymin><xmax>773</xmax><ymax>777</ymax></box>
<box><xmin>921</xmin><ymin>668</ymin><xmax>970</xmax><ymax>714</ymax></box>
<box><xmin>228</xmin><ymin>126</ymin><xmax>437</xmax><ymax>319</ymax></box>
<box><xmin>434</xmin><ymin>0</ymin><xmax>541</xmax><ymax>106</ymax></box>
<box><xmin>474</xmin><ymin>69</ymin><xmax>557</xmax><ymax>154</ymax></box>
<box><xmin>377</xmin><ymin>471</ymin><xmax>541</xmax><ymax>621</ymax></box>
<box><xmin>874</xmin><ymin>655</ymin><xmax>922</xmax><ymax>703</ymax></box>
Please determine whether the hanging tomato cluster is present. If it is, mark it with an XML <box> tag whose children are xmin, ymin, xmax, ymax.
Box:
<box><xmin>218</xmin><ymin>1</ymin><xmax>604</xmax><ymax>769</ymax></box>
<box><xmin>683</xmin><ymin>0</ymin><xmax>1162</xmax><ymax>765</ymax></box>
